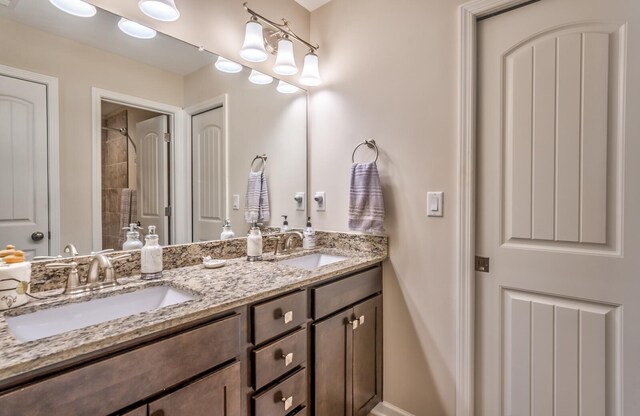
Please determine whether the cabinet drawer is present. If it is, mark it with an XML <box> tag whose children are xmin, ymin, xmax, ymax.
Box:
<box><xmin>253</xmin><ymin>368</ymin><xmax>307</xmax><ymax>416</ymax></box>
<box><xmin>252</xmin><ymin>327</ymin><xmax>307</xmax><ymax>390</ymax></box>
<box><xmin>290</xmin><ymin>406</ymin><xmax>307</xmax><ymax>416</ymax></box>
<box><xmin>252</xmin><ymin>291</ymin><xmax>307</xmax><ymax>344</ymax></box>
<box><xmin>149</xmin><ymin>361</ymin><xmax>241</xmax><ymax>416</ymax></box>
<box><xmin>0</xmin><ymin>314</ymin><xmax>240</xmax><ymax>416</ymax></box>
<box><xmin>312</xmin><ymin>266</ymin><xmax>381</xmax><ymax>319</ymax></box>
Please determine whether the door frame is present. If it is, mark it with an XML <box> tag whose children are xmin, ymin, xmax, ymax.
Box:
<box><xmin>456</xmin><ymin>1</ymin><xmax>533</xmax><ymax>415</ymax></box>
<box><xmin>0</xmin><ymin>63</ymin><xmax>60</xmax><ymax>257</ymax></box>
<box><xmin>183</xmin><ymin>94</ymin><xmax>228</xmax><ymax>243</ymax></box>
<box><xmin>91</xmin><ymin>87</ymin><xmax>184</xmax><ymax>251</ymax></box>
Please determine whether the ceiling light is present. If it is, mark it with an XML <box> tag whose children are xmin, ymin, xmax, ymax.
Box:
<box><xmin>299</xmin><ymin>51</ymin><xmax>321</xmax><ymax>86</ymax></box>
<box><xmin>118</xmin><ymin>18</ymin><xmax>157</xmax><ymax>39</ymax></box>
<box><xmin>138</xmin><ymin>0</ymin><xmax>180</xmax><ymax>22</ymax></box>
<box><xmin>276</xmin><ymin>80</ymin><xmax>299</xmax><ymax>94</ymax></box>
<box><xmin>49</xmin><ymin>0</ymin><xmax>96</xmax><ymax>17</ymax></box>
<box><xmin>248</xmin><ymin>70</ymin><xmax>273</xmax><ymax>85</ymax></box>
<box><xmin>215</xmin><ymin>57</ymin><xmax>243</xmax><ymax>74</ymax></box>
<box><xmin>240</xmin><ymin>19</ymin><xmax>268</xmax><ymax>62</ymax></box>
<box><xmin>273</xmin><ymin>38</ymin><xmax>297</xmax><ymax>76</ymax></box>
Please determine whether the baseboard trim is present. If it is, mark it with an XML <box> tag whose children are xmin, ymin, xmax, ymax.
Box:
<box><xmin>370</xmin><ymin>401</ymin><xmax>415</xmax><ymax>416</ymax></box>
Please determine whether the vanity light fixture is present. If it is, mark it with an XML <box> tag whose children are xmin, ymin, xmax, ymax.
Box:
<box><xmin>138</xmin><ymin>0</ymin><xmax>180</xmax><ymax>22</ymax></box>
<box><xmin>249</xmin><ymin>70</ymin><xmax>273</xmax><ymax>85</ymax></box>
<box><xmin>118</xmin><ymin>18</ymin><xmax>157</xmax><ymax>39</ymax></box>
<box><xmin>215</xmin><ymin>56</ymin><xmax>243</xmax><ymax>74</ymax></box>
<box><xmin>49</xmin><ymin>0</ymin><xmax>96</xmax><ymax>17</ymax></box>
<box><xmin>242</xmin><ymin>3</ymin><xmax>321</xmax><ymax>84</ymax></box>
<box><xmin>276</xmin><ymin>80</ymin><xmax>299</xmax><ymax>94</ymax></box>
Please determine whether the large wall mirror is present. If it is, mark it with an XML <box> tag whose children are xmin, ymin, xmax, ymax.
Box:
<box><xmin>0</xmin><ymin>0</ymin><xmax>308</xmax><ymax>258</ymax></box>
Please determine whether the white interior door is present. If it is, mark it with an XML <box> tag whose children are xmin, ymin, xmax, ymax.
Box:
<box><xmin>136</xmin><ymin>115</ymin><xmax>169</xmax><ymax>245</ymax></box>
<box><xmin>191</xmin><ymin>106</ymin><xmax>225</xmax><ymax>242</ymax></box>
<box><xmin>0</xmin><ymin>74</ymin><xmax>48</xmax><ymax>259</ymax></box>
<box><xmin>476</xmin><ymin>0</ymin><xmax>639</xmax><ymax>415</ymax></box>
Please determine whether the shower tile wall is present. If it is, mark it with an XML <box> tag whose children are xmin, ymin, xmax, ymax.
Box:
<box><xmin>102</xmin><ymin>110</ymin><xmax>129</xmax><ymax>250</ymax></box>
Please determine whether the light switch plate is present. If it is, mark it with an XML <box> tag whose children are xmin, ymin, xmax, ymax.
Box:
<box><xmin>232</xmin><ymin>194</ymin><xmax>240</xmax><ymax>210</ymax></box>
<box><xmin>427</xmin><ymin>192</ymin><xmax>443</xmax><ymax>217</ymax></box>
<box><xmin>314</xmin><ymin>192</ymin><xmax>326</xmax><ymax>211</ymax></box>
<box><xmin>295</xmin><ymin>192</ymin><xmax>305</xmax><ymax>211</ymax></box>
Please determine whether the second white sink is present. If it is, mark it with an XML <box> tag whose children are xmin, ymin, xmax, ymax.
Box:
<box><xmin>278</xmin><ymin>253</ymin><xmax>348</xmax><ymax>270</ymax></box>
<box><xmin>6</xmin><ymin>286</ymin><xmax>197</xmax><ymax>343</ymax></box>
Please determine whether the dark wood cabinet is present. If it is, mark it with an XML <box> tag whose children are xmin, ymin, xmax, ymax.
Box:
<box><xmin>352</xmin><ymin>296</ymin><xmax>382</xmax><ymax>415</ymax></box>
<box><xmin>121</xmin><ymin>406</ymin><xmax>147</xmax><ymax>416</ymax></box>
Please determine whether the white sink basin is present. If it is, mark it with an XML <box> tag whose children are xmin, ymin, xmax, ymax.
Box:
<box><xmin>6</xmin><ymin>286</ymin><xmax>197</xmax><ymax>343</ymax></box>
<box><xmin>278</xmin><ymin>253</ymin><xmax>348</xmax><ymax>270</ymax></box>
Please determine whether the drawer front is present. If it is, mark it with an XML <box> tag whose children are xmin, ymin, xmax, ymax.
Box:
<box><xmin>0</xmin><ymin>314</ymin><xmax>241</xmax><ymax>416</ymax></box>
<box><xmin>149</xmin><ymin>361</ymin><xmax>241</xmax><ymax>416</ymax></box>
<box><xmin>120</xmin><ymin>405</ymin><xmax>147</xmax><ymax>416</ymax></box>
<box><xmin>253</xmin><ymin>327</ymin><xmax>307</xmax><ymax>390</ymax></box>
<box><xmin>290</xmin><ymin>406</ymin><xmax>307</xmax><ymax>416</ymax></box>
<box><xmin>252</xmin><ymin>291</ymin><xmax>307</xmax><ymax>344</ymax></box>
<box><xmin>312</xmin><ymin>266</ymin><xmax>382</xmax><ymax>319</ymax></box>
<box><xmin>253</xmin><ymin>368</ymin><xmax>307</xmax><ymax>416</ymax></box>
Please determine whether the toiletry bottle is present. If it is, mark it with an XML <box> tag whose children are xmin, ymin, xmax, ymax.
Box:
<box><xmin>303</xmin><ymin>217</ymin><xmax>316</xmax><ymax>250</ymax></box>
<box><xmin>247</xmin><ymin>222</ymin><xmax>263</xmax><ymax>261</ymax></box>
<box><xmin>220</xmin><ymin>219</ymin><xmax>235</xmax><ymax>240</ymax></box>
<box><xmin>122</xmin><ymin>223</ymin><xmax>144</xmax><ymax>250</ymax></box>
<box><xmin>141</xmin><ymin>225</ymin><xmax>163</xmax><ymax>279</ymax></box>
<box><xmin>281</xmin><ymin>215</ymin><xmax>289</xmax><ymax>232</ymax></box>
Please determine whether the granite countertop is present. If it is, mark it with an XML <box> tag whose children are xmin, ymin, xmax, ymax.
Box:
<box><xmin>0</xmin><ymin>247</ymin><xmax>386</xmax><ymax>383</ymax></box>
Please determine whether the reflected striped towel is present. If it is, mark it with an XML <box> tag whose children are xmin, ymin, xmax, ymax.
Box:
<box><xmin>245</xmin><ymin>171</ymin><xmax>270</xmax><ymax>223</ymax></box>
<box><xmin>118</xmin><ymin>189</ymin><xmax>137</xmax><ymax>247</ymax></box>
<box><xmin>348</xmin><ymin>162</ymin><xmax>385</xmax><ymax>233</ymax></box>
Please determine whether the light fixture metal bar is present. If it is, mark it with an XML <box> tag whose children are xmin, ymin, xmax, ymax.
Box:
<box><xmin>243</xmin><ymin>2</ymin><xmax>319</xmax><ymax>52</ymax></box>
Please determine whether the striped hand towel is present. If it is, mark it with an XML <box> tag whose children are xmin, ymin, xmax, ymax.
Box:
<box><xmin>118</xmin><ymin>189</ymin><xmax>138</xmax><ymax>247</ymax></box>
<box><xmin>348</xmin><ymin>162</ymin><xmax>385</xmax><ymax>233</ymax></box>
<box><xmin>245</xmin><ymin>171</ymin><xmax>270</xmax><ymax>223</ymax></box>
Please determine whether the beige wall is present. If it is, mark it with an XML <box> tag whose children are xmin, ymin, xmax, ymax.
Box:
<box><xmin>0</xmin><ymin>17</ymin><xmax>184</xmax><ymax>253</ymax></box>
<box><xmin>309</xmin><ymin>0</ymin><xmax>464</xmax><ymax>414</ymax></box>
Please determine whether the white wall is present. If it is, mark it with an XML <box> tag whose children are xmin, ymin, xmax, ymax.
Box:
<box><xmin>309</xmin><ymin>0</ymin><xmax>464</xmax><ymax>414</ymax></box>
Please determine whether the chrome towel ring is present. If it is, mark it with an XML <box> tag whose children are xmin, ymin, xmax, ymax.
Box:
<box><xmin>250</xmin><ymin>154</ymin><xmax>267</xmax><ymax>172</ymax></box>
<box><xmin>351</xmin><ymin>139</ymin><xmax>379</xmax><ymax>163</ymax></box>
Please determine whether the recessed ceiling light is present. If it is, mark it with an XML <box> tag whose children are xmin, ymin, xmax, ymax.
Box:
<box><xmin>49</xmin><ymin>0</ymin><xmax>97</xmax><ymax>17</ymax></box>
<box><xmin>118</xmin><ymin>18</ymin><xmax>157</xmax><ymax>39</ymax></box>
<box><xmin>248</xmin><ymin>70</ymin><xmax>273</xmax><ymax>85</ymax></box>
<box><xmin>138</xmin><ymin>0</ymin><xmax>180</xmax><ymax>22</ymax></box>
<box><xmin>214</xmin><ymin>57</ymin><xmax>243</xmax><ymax>74</ymax></box>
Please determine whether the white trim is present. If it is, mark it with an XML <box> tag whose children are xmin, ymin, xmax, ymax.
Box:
<box><xmin>91</xmin><ymin>88</ymin><xmax>184</xmax><ymax>251</ymax></box>
<box><xmin>370</xmin><ymin>401</ymin><xmax>415</xmax><ymax>416</ymax></box>
<box><xmin>456</xmin><ymin>1</ymin><xmax>531</xmax><ymax>416</ymax></box>
<box><xmin>0</xmin><ymin>64</ymin><xmax>60</xmax><ymax>256</ymax></box>
<box><xmin>182</xmin><ymin>94</ymin><xmax>228</xmax><ymax>244</ymax></box>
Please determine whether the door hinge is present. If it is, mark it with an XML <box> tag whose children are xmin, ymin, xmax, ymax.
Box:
<box><xmin>164</xmin><ymin>206</ymin><xmax>172</xmax><ymax>217</ymax></box>
<box><xmin>164</xmin><ymin>133</ymin><xmax>171</xmax><ymax>143</ymax></box>
<box><xmin>475</xmin><ymin>256</ymin><xmax>490</xmax><ymax>273</ymax></box>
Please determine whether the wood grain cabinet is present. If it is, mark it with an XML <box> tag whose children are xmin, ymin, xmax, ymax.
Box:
<box><xmin>312</xmin><ymin>267</ymin><xmax>383</xmax><ymax>416</ymax></box>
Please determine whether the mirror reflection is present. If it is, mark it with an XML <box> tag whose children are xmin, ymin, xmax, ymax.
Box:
<box><xmin>0</xmin><ymin>0</ymin><xmax>308</xmax><ymax>258</ymax></box>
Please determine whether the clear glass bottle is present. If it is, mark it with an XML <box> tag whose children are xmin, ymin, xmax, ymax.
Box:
<box><xmin>220</xmin><ymin>219</ymin><xmax>235</xmax><ymax>240</ymax></box>
<box><xmin>246</xmin><ymin>222</ymin><xmax>263</xmax><ymax>261</ymax></box>
<box><xmin>122</xmin><ymin>223</ymin><xmax>144</xmax><ymax>250</ymax></box>
<box><xmin>141</xmin><ymin>225</ymin><xmax>163</xmax><ymax>279</ymax></box>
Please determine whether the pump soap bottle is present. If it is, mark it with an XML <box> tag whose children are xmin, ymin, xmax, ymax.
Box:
<box><xmin>122</xmin><ymin>223</ymin><xmax>143</xmax><ymax>250</ymax></box>
<box><xmin>141</xmin><ymin>225</ymin><xmax>163</xmax><ymax>279</ymax></box>
<box><xmin>281</xmin><ymin>215</ymin><xmax>289</xmax><ymax>232</ymax></box>
<box><xmin>220</xmin><ymin>219</ymin><xmax>235</xmax><ymax>240</ymax></box>
<box><xmin>303</xmin><ymin>217</ymin><xmax>316</xmax><ymax>250</ymax></box>
<box><xmin>247</xmin><ymin>222</ymin><xmax>263</xmax><ymax>261</ymax></box>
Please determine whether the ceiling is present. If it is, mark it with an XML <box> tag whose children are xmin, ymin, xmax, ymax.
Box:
<box><xmin>294</xmin><ymin>0</ymin><xmax>331</xmax><ymax>12</ymax></box>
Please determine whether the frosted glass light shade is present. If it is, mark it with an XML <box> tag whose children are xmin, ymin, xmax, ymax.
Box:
<box><xmin>240</xmin><ymin>20</ymin><xmax>268</xmax><ymax>62</ymax></box>
<box><xmin>299</xmin><ymin>52</ymin><xmax>321</xmax><ymax>86</ymax></box>
<box><xmin>277</xmin><ymin>80</ymin><xmax>299</xmax><ymax>94</ymax></box>
<box><xmin>49</xmin><ymin>0</ymin><xmax>96</xmax><ymax>17</ymax></box>
<box><xmin>138</xmin><ymin>0</ymin><xmax>180</xmax><ymax>22</ymax></box>
<box><xmin>273</xmin><ymin>38</ymin><xmax>297</xmax><ymax>75</ymax></box>
<box><xmin>118</xmin><ymin>18</ymin><xmax>157</xmax><ymax>39</ymax></box>
<box><xmin>249</xmin><ymin>70</ymin><xmax>273</xmax><ymax>85</ymax></box>
<box><xmin>215</xmin><ymin>57</ymin><xmax>243</xmax><ymax>74</ymax></box>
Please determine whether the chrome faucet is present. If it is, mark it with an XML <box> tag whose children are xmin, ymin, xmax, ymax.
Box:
<box><xmin>64</xmin><ymin>243</ymin><xmax>79</xmax><ymax>257</ymax></box>
<box><xmin>46</xmin><ymin>253</ymin><xmax>131</xmax><ymax>295</ymax></box>
<box><xmin>281</xmin><ymin>232</ymin><xmax>304</xmax><ymax>252</ymax></box>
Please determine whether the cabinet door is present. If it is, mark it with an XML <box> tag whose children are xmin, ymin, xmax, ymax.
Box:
<box><xmin>312</xmin><ymin>308</ymin><xmax>354</xmax><ymax>416</ymax></box>
<box><xmin>148</xmin><ymin>362</ymin><xmax>241</xmax><ymax>416</ymax></box>
<box><xmin>352</xmin><ymin>295</ymin><xmax>382</xmax><ymax>416</ymax></box>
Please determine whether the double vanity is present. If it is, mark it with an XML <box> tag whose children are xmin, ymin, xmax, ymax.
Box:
<box><xmin>0</xmin><ymin>232</ymin><xmax>386</xmax><ymax>416</ymax></box>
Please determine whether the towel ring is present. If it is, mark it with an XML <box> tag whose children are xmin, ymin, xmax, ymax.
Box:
<box><xmin>250</xmin><ymin>154</ymin><xmax>267</xmax><ymax>172</ymax></box>
<box><xmin>352</xmin><ymin>139</ymin><xmax>379</xmax><ymax>163</ymax></box>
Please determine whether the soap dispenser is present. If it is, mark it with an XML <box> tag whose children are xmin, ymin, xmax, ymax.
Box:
<box><xmin>220</xmin><ymin>219</ymin><xmax>235</xmax><ymax>240</ymax></box>
<box><xmin>281</xmin><ymin>215</ymin><xmax>289</xmax><ymax>233</ymax></box>
<box><xmin>303</xmin><ymin>217</ymin><xmax>316</xmax><ymax>250</ymax></box>
<box><xmin>141</xmin><ymin>225</ymin><xmax>163</xmax><ymax>279</ymax></box>
<box><xmin>247</xmin><ymin>222</ymin><xmax>263</xmax><ymax>262</ymax></box>
<box><xmin>122</xmin><ymin>223</ymin><xmax>144</xmax><ymax>250</ymax></box>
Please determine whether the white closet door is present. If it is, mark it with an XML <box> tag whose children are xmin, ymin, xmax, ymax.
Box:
<box><xmin>0</xmin><ymin>74</ymin><xmax>48</xmax><ymax>258</ymax></box>
<box><xmin>136</xmin><ymin>115</ymin><xmax>169</xmax><ymax>244</ymax></box>
<box><xmin>191</xmin><ymin>106</ymin><xmax>225</xmax><ymax>242</ymax></box>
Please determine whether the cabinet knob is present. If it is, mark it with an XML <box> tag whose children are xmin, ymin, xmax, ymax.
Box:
<box><xmin>283</xmin><ymin>310</ymin><xmax>293</xmax><ymax>324</ymax></box>
<box><xmin>359</xmin><ymin>315</ymin><xmax>365</xmax><ymax>325</ymax></box>
<box><xmin>282</xmin><ymin>396</ymin><xmax>293</xmax><ymax>411</ymax></box>
<box><xmin>282</xmin><ymin>352</ymin><xmax>294</xmax><ymax>366</ymax></box>
<box><xmin>348</xmin><ymin>318</ymin><xmax>359</xmax><ymax>330</ymax></box>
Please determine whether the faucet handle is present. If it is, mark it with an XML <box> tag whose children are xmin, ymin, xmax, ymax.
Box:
<box><xmin>46</xmin><ymin>261</ymin><xmax>82</xmax><ymax>295</ymax></box>
<box><xmin>103</xmin><ymin>253</ymin><xmax>131</xmax><ymax>284</ymax></box>
<box><xmin>268</xmin><ymin>236</ymin><xmax>283</xmax><ymax>256</ymax></box>
<box><xmin>45</xmin><ymin>261</ymin><xmax>78</xmax><ymax>270</ymax></box>
<box><xmin>110</xmin><ymin>253</ymin><xmax>131</xmax><ymax>262</ymax></box>
<box><xmin>34</xmin><ymin>255</ymin><xmax>63</xmax><ymax>260</ymax></box>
